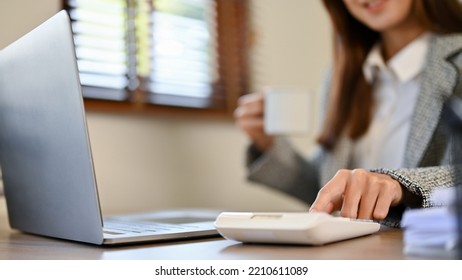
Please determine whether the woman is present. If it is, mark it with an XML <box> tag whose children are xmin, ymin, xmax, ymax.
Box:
<box><xmin>234</xmin><ymin>0</ymin><xmax>462</xmax><ymax>227</ymax></box>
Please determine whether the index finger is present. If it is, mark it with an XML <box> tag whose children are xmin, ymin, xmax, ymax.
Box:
<box><xmin>309</xmin><ymin>170</ymin><xmax>350</xmax><ymax>213</ymax></box>
<box><xmin>237</xmin><ymin>92</ymin><xmax>264</xmax><ymax>106</ymax></box>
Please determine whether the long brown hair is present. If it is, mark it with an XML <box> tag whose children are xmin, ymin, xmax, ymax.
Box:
<box><xmin>318</xmin><ymin>0</ymin><xmax>462</xmax><ymax>151</ymax></box>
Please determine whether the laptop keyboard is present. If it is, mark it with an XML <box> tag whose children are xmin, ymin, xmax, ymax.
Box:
<box><xmin>103</xmin><ymin>220</ymin><xmax>200</xmax><ymax>235</ymax></box>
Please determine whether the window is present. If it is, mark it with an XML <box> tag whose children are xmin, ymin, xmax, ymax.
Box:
<box><xmin>63</xmin><ymin>0</ymin><xmax>249</xmax><ymax>116</ymax></box>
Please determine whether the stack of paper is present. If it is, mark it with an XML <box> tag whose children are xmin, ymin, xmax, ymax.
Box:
<box><xmin>401</xmin><ymin>188</ymin><xmax>459</xmax><ymax>259</ymax></box>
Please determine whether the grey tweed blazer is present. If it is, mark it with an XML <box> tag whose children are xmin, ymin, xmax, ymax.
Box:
<box><xmin>246</xmin><ymin>33</ymin><xmax>462</xmax><ymax>227</ymax></box>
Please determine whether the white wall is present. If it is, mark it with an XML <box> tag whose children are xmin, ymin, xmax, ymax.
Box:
<box><xmin>0</xmin><ymin>0</ymin><xmax>331</xmax><ymax>216</ymax></box>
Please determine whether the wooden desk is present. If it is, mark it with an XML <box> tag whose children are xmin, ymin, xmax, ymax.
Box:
<box><xmin>0</xmin><ymin>209</ymin><xmax>414</xmax><ymax>260</ymax></box>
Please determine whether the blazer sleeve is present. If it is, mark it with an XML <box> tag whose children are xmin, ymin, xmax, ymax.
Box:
<box><xmin>245</xmin><ymin>137</ymin><xmax>323</xmax><ymax>205</ymax></box>
<box><xmin>372</xmin><ymin>165</ymin><xmax>459</xmax><ymax>227</ymax></box>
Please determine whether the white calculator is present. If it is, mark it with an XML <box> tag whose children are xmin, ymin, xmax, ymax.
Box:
<box><xmin>214</xmin><ymin>211</ymin><xmax>381</xmax><ymax>245</ymax></box>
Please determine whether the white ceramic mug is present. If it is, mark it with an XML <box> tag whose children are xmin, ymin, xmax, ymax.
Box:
<box><xmin>264</xmin><ymin>86</ymin><xmax>312</xmax><ymax>135</ymax></box>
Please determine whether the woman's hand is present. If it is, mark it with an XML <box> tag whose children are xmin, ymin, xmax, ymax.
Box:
<box><xmin>234</xmin><ymin>92</ymin><xmax>274</xmax><ymax>152</ymax></box>
<box><xmin>309</xmin><ymin>169</ymin><xmax>404</xmax><ymax>220</ymax></box>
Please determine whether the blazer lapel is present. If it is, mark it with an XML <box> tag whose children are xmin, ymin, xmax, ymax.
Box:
<box><xmin>404</xmin><ymin>34</ymin><xmax>462</xmax><ymax>167</ymax></box>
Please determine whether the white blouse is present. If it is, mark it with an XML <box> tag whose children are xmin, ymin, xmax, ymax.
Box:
<box><xmin>351</xmin><ymin>33</ymin><xmax>432</xmax><ymax>170</ymax></box>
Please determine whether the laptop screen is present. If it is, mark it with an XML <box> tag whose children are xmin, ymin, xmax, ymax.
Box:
<box><xmin>0</xmin><ymin>11</ymin><xmax>105</xmax><ymax>244</ymax></box>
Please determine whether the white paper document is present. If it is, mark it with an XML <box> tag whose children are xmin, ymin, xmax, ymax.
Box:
<box><xmin>401</xmin><ymin>188</ymin><xmax>459</xmax><ymax>258</ymax></box>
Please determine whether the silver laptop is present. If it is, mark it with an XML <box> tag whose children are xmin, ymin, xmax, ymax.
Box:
<box><xmin>0</xmin><ymin>10</ymin><xmax>219</xmax><ymax>245</ymax></box>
